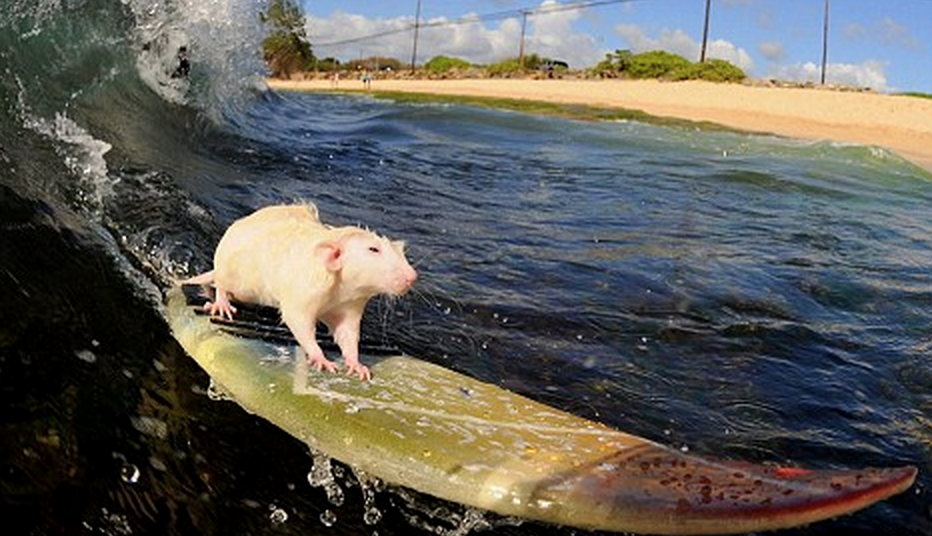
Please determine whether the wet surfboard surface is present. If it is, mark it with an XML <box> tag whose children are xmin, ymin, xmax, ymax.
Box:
<box><xmin>165</xmin><ymin>286</ymin><xmax>917</xmax><ymax>535</ymax></box>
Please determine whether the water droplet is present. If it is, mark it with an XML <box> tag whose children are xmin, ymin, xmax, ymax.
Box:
<box><xmin>120</xmin><ymin>463</ymin><xmax>140</xmax><ymax>484</ymax></box>
<box><xmin>207</xmin><ymin>380</ymin><xmax>233</xmax><ymax>401</ymax></box>
<box><xmin>75</xmin><ymin>349</ymin><xmax>97</xmax><ymax>363</ymax></box>
<box><xmin>269</xmin><ymin>507</ymin><xmax>288</xmax><ymax>524</ymax></box>
<box><xmin>363</xmin><ymin>507</ymin><xmax>382</xmax><ymax>525</ymax></box>
<box><xmin>320</xmin><ymin>509</ymin><xmax>337</xmax><ymax>527</ymax></box>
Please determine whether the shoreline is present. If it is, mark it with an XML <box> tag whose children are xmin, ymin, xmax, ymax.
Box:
<box><xmin>267</xmin><ymin>78</ymin><xmax>932</xmax><ymax>173</ymax></box>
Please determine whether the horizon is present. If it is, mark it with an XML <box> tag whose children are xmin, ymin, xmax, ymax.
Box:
<box><xmin>301</xmin><ymin>0</ymin><xmax>931</xmax><ymax>94</ymax></box>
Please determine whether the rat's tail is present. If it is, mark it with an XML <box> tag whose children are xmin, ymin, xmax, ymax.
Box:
<box><xmin>178</xmin><ymin>270</ymin><xmax>214</xmax><ymax>286</ymax></box>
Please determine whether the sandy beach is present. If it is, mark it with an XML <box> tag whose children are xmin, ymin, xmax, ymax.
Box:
<box><xmin>268</xmin><ymin>78</ymin><xmax>932</xmax><ymax>172</ymax></box>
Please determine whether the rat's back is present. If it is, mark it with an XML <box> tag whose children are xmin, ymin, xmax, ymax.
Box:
<box><xmin>212</xmin><ymin>204</ymin><xmax>329</xmax><ymax>306</ymax></box>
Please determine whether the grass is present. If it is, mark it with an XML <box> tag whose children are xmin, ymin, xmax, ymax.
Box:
<box><xmin>898</xmin><ymin>91</ymin><xmax>932</xmax><ymax>100</ymax></box>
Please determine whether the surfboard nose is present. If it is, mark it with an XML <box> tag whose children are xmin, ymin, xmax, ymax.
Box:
<box><xmin>525</xmin><ymin>444</ymin><xmax>918</xmax><ymax>535</ymax></box>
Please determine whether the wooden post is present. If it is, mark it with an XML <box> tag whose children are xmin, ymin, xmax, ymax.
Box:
<box><xmin>700</xmin><ymin>0</ymin><xmax>712</xmax><ymax>62</ymax></box>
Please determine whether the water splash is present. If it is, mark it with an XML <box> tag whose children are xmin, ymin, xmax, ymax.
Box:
<box><xmin>126</xmin><ymin>0</ymin><xmax>268</xmax><ymax>116</ymax></box>
<box><xmin>307</xmin><ymin>449</ymin><xmax>345</xmax><ymax>507</ymax></box>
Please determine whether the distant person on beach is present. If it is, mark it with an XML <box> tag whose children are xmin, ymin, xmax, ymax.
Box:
<box><xmin>171</xmin><ymin>46</ymin><xmax>190</xmax><ymax>78</ymax></box>
<box><xmin>361</xmin><ymin>70</ymin><xmax>372</xmax><ymax>90</ymax></box>
<box><xmin>331</xmin><ymin>71</ymin><xmax>340</xmax><ymax>88</ymax></box>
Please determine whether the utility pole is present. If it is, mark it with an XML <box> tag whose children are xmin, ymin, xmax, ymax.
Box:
<box><xmin>410</xmin><ymin>0</ymin><xmax>422</xmax><ymax>73</ymax></box>
<box><xmin>518</xmin><ymin>10</ymin><xmax>528</xmax><ymax>67</ymax></box>
<box><xmin>820</xmin><ymin>0</ymin><xmax>830</xmax><ymax>85</ymax></box>
<box><xmin>699</xmin><ymin>0</ymin><xmax>711</xmax><ymax>62</ymax></box>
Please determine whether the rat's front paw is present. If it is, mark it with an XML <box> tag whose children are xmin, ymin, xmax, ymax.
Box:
<box><xmin>345</xmin><ymin>362</ymin><xmax>371</xmax><ymax>382</ymax></box>
<box><xmin>308</xmin><ymin>355</ymin><xmax>339</xmax><ymax>374</ymax></box>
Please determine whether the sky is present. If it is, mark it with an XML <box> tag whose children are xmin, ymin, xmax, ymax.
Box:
<box><xmin>300</xmin><ymin>0</ymin><xmax>932</xmax><ymax>93</ymax></box>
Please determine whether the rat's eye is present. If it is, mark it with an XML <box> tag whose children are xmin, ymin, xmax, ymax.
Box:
<box><xmin>368</xmin><ymin>246</ymin><xmax>381</xmax><ymax>254</ymax></box>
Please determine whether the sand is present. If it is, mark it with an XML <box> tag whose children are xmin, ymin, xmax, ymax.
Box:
<box><xmin>267</xmin><ymin>78</ymin><xmax>932</xmax><ymax>173</ymax></box>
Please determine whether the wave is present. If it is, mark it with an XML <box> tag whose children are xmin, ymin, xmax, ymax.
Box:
<box><xmin>1</xmin><ymin>0</ymin><xmax>275</xmax><ymax>283</ymax></box>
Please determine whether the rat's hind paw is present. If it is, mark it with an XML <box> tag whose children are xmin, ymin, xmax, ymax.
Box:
<box><xmin>202</xmin><ymin>300</ymin><xmax>237</xmax><ymax>320</ymax></box>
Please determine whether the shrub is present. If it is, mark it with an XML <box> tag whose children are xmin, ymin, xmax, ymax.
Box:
<box><xmin>591</xmin><ymin>49</ymin><xmax>633</xmax><ymax>77</ymax></box>
<box><xmin>589</xmin><ymin>49</ymin><xmax>746</xmax><ymax>83</ymax></box>
<box><xmin>424</xmin><ymin>55</ymin><xmax>472</xmax><ymax>74</ymax></box>
<box><xmin>672</xmin><ymin>59</ymin><xmax>747</xmax><ymax>82</ymax></box>
<box><xmin>626</xmin><ymin>50</ymin><xmax>692</xmax><ymax>79</ymax></box>
<box><xmin>486</xmin><ymin>53</ymin><xmax>547</xmax><ymax>77</ymax></box>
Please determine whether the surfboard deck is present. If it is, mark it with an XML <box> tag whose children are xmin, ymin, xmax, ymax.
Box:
<box><xmin>165</xmin><ymin>286</ymin><xmax>916</xmax><ymax>535</ymax></box>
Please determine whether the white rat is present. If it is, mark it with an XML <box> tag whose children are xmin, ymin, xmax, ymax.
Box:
<box><xmin>184</xmin><ymin>203</ymin><xmax>417</xmax><ymax>381</ymax></box>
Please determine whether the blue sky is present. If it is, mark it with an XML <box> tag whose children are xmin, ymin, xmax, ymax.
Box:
<box><xmin>302</xmin><ymin>0</ymin><xmax>931</xmax><ymax>92</ymax></box>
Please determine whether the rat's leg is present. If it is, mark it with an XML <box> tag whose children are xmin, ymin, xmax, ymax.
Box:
<box><xmin>204</xmin><ymin>285</ymin><xmax>237</xmax><ymax>320</ymax></box>
<box><xmin>323</xmin><ymin>306</ymin><xmax>369</xmax><ymax>381</ymax></box>
<box><xmin>281</xmin><ymin>305</ymin><xmax>338</xmax><ymax>374</ymax></box>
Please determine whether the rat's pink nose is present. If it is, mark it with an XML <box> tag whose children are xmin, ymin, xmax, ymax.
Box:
<box><xmin>404</xmin><ymin>267</ymin><xmax>418</xmax><ymax>287</ymax></box>
<box><xmin>396</xmin><ymin>266</ymin><xmax>417</xmax><ymax>293</ymax></box>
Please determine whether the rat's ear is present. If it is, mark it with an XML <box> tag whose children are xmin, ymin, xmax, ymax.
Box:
<box><xmin>316</xmin><ymin>241</ymin><xmax>344</xmax><ymax>272</ymax></box>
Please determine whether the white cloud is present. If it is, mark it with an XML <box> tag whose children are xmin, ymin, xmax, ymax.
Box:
<box><xmin>526</xmin><ymin>1</ymin><xmax>602</xmax><ymax>66</ymax></box>
<box><xmin>769</xmin><ymin>60</ymin><xmax>888</xmax><ymax>90</ymax></box>
<box><xmin>305</xmin><ymin>11</ymin><xmax>419</xmax><ymax>62</ymax></box>
<box><xmin>305</xmin><ymin>2</ymin><xmax>603</xmax><ymax>68</ymax></box>
<box><xmin>614</xmin><ymin>23</ymin><xmax>755</xmax><ymax>72</ymax></box>
<box><xmin>844</xmin><ymin>17</ymin><xmax>923</xmax><ymax>52</ymax></box>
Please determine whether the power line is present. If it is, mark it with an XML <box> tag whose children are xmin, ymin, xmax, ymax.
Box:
<box><xmin>311</xmin><ymin>0</ymin><xmax>639</xmax><ymax>49</ymax></box>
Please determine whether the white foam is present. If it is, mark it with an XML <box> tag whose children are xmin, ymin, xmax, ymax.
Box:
<box><xmin>18</xmin><ymin>86</ymin><xmax>114</xmax><ymax>214</ymax></box>
<box><xmin>127</xmin><ymin>0</ymin><xmax>267</xmax><ymax>112</ymax></box>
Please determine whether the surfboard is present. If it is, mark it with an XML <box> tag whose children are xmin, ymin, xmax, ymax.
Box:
<box><xmin>165</xmin><ymin>286</ymin><xmax>917</xmax><ymax>535</ymax></box>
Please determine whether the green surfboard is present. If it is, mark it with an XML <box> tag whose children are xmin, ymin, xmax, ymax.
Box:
<box><xmin>165</xmin><ymin>286</ymin><xmax>916</xmax><ymax>535</ymax></box>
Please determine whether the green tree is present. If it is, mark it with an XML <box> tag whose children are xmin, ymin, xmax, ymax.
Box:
<box><xmin>261</xmin><ymin>0</ymin><xmax>315</xmax><ymax>78</ymax></box>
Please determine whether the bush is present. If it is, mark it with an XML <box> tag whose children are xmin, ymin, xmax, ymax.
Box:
<box><xmin>486</xmin><ymin>58</ymin><xmax>523</xmax><ymax>77</ymax></box>
<box><xmin>671</xmin><ymin>59</ymin><xmax>746</xmax><ymax>82</ymax></box>
<box><xmin>589</xmin><ymin>49</ymin><xmax>746</xmax><ymax>83</ymax></box>
<box><xmin>626</xmin><ymin>50</ymin><xmax>692</xmax><ymax>79</ymax></box>
<box><xmin>425</xmin><ymin>55</ymin><xmax>472</xmax><ymax>74</ymax></box>
<box><xmin>487</xmin><ymin>54</ymin><xmax>547</xmax><ymax>77</ymax></box>
<box><xmin>591</xmin><ymin>49</ymin><xmax>633</xmax><ymax>77</ymax></box>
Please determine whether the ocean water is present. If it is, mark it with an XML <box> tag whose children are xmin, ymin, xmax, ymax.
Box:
<box><xmin>1</xmin><ymin>1</ymin><xmax>930</xmax><ymax>535</ymax></box>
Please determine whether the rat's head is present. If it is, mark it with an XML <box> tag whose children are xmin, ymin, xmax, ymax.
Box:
<box><xmin>317</xmin><ymin>228</ymin><xmax>417</xmax><ymax>298</ymax></box>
